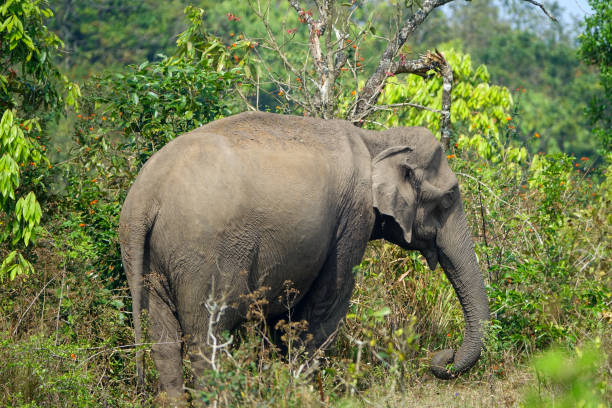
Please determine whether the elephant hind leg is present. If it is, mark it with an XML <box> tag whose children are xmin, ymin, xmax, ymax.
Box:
<box><xmin>147</xmin><ymin>277</ymin><xmax>186</xmax><ymax>405</ymax></box>
<box><xmin>175</xmin><ymin>264</ymin><xmax>249</xmax><ymax>384</ymax></box>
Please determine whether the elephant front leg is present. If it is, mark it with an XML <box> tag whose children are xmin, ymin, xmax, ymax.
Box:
<box><xmin>292</xmin><ymin>231</ymin><xmax>369</xmax><ymax>351</ymax></box>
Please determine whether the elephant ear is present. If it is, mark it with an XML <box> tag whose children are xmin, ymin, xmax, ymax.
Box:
<box><xmin>372</xmin><ymin>146</ymin><xmax>417</xmax><ymax>244</ymax></box>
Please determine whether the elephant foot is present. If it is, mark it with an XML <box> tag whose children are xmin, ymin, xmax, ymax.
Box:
<box><xmin>430</xmin><ymin>348</ymin><xmax>456</xmax><ymax>379</ymax></box>
<box><xmin>154</xmin><ymin>390</ymin><xmax>190</xmax><ymax>408</ymax></box>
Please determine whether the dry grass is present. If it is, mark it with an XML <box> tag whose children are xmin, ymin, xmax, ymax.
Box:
<box><xmin>338</xmin><ymin>365</ymin><xmax>534</xmax><ymax>408</ymax></box>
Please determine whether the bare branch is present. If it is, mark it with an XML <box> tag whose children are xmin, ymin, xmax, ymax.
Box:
<box><xmin>248</xmin><ymin>0</ymin><xmax>552</xmax><ymax>127</ymax></box>
<box><xmin>519</xmin><ymin>0</ymin><xmax>558</xmax><ymax>22</ymax></box>
<box><xmin>436</xmin><ymin>50</ymin><xmax>453</xmax><ymax>151</ymax></box>
<box><xmin>350</xmin><ymin>50</ymin><xmax>453</xmax><ymax>129</ymax></box>
<box><xmin>288</xmin><ymin>0</ymin><xmax>327</xmax><ymax>77</ymax></box>
<box><xmin>235</xmin><ymin>87</ymin><xmax>258</xmax><ymax>111</ymax></box>
<box><xmin>350</xmin><ymin>0</ymin><xmax>454</xmax><ymax>121</ymax></box>
<box><xmin>375</xmin><ymin>102</ymin><xmax>444</xmax><ymax>114</ymax></box>
<box><xmin>248</xmin><ymin>0</ymin><xmax>317</xmax><ymax>113</ymax></box>
<box><xmin>13</xmin><ymin>276</ymin><xmax>57</xmax><ymax>336</ymax></box>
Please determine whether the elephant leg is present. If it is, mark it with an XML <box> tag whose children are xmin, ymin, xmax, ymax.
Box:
<box><xmin>183</xmin><ymin>311</ymin><xmax>242</xmax><ymax>377</ymax></box>
<box><xmin>147</xmin><ymin>285</ymin><xmax>186</xmax><ymax>406</ymax></box>
<box><xmin>293</xmin><ymin>229</ymin><xmax>369</xmax><ymax>350</ymax></box>
<box><xmin>174</xmin><ymin>259</ymin><xmax>250</xmax><ymax>385</ymax></box>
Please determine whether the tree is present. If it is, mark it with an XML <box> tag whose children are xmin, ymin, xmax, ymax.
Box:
<box><xmin>579</xmin><ymin>0</ymin><xmax>612</xmax><ymax>156</ymax></box>
<box><xmin>236</xmin><ymin>0</ymin><xmax>557</xmax><ymax>150</ymax></box>
<box><xmin>47</xmin><ymin>0</ymin><xmax>191</xmax><ymax>78</ymax></box>
<box><xmin>0</xmin><ymin>0</ymin><xmax>79</xmax><ymax>281</ymax></box>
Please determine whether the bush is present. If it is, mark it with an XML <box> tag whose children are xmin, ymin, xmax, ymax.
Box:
<box><xmin>523</xmin><ymin>341</ymin><xmax>610</xmax><ymax>407</ymax></box>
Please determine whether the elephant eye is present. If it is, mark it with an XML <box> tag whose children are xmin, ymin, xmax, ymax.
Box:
<box><xmin>402</xmin><ymin>164</ymin><xmax>415</xmax><ymax>181</ymax></box>
<box><xmin>441</xmin><ymin>187</ymin><xmax>458</xmax><ymax>209</ymax></box>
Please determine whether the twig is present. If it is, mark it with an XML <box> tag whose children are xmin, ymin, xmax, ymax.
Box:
<box><xmin>456</xmin><ymin>172</ymin><xmax>544</xmax><ymax>246</ymax></box>
<box><xmin>54</xmin><ymin>263</ymin><xmax>66</xmax><ymax>346</ymax></box>
<box><xmin>316</xmin><ymin>371</ymin><xmax>325</xmax><ymax>402</ymax></box>
<box><xmin>477</xmin><ymin>181</ymin><xmax>492</xmax><ymax>278</ymax></box>
<box><xmin>204</xmin><ymin>281</ymin><xmax>233</xmax><ymax>372</ymax></box>
<box><xmin>371</xmin><ymin>102</ymin><xmax>443</xmax><ymax>114</ymax></box>
<box><xmin>519</xmin><ymin>0</ymin><xmax>558</xmax><ymax>22</ymax></box>
<box><xmin>344</xmin><ymin>334</ymin><xmax>366</xmax><ymax>396</ymax></box>
<box><xmin>76</xmin><ymin>341</ymin><xmax>183</xmax><ymax>367</ymax></box>
<box><xmin>256</xmin><ymin>70</ymin><xmax>260</xmax><ymax>110</ymax></box>
<box><xmin>13</xmin><ymin>276</ymin><xmax>56</xmax><ymax>336</ymax></box>
<box><xmin>236</xmin><ymin>87</ymin><xmax>257</xmax><ymax>111</ymax></box>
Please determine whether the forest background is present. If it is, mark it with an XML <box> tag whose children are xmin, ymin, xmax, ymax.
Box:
<box><xmin>0</xmin><ymin>0</ymin><xmax>610</xmax><ymax>406</ymax></box>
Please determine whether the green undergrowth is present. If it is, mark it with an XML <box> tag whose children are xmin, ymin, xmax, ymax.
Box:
<box><xmin>1</xmin><ymin>147</ymin><xmax>609</xmax><ymax>405</ymax></box>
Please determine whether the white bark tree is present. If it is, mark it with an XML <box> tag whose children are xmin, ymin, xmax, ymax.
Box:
<box><xmin>244</xmin><ymin>0</ymin><xmax>556</xmax><ymax>150</ymax></box>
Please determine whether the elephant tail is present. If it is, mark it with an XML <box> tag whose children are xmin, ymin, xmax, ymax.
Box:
<box><xmin>119</xmin><ymin>204</ymin><xmax>158</xmax><ymax>395</ymax></box>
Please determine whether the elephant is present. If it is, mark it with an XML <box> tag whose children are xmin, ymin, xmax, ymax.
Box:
<box><xmin>119</xmin><ymin>111</ymin><xmax>489</xmax><ymax>401</ymax></box>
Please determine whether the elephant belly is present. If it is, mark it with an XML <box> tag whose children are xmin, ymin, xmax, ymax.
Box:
<box><xmin>150</xmin><ymin>193</ymin><xmax>336</xmax><ymax>322</ymax></box>
<box><xmin>147</xmin><ymin>136</ymin><xmax>340</xmax><ymax>321</ymax></box>
<box><xmin>253</xmin><ymin>221</ymin><xmax>334</xmax><ymax>315</ymax></box>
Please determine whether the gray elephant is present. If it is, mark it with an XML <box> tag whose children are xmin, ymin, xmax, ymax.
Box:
<box><xmin>119</xmin><ymin>111</ymin><xmax>489</xmax><ymax>400</ymax></box>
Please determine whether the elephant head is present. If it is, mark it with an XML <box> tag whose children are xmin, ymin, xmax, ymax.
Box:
<box><xmin>365</xmin><ymin>127</ymin><xmax>490</xmax><ymax>379</ymax></box>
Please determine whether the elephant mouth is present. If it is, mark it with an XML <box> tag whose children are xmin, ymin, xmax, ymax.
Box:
<box><xmin>421</xmin><ymin>247</ymin><xmax>439</xmax><ymax>270</ymax></box>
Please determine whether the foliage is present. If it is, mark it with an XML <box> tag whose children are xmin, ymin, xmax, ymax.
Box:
<box><xmin>0</xmin><ymin>110</ymin><xmax>43</xmax><ymax>281</ymax></box>
<box><xmin>578</xmin><ymin>0</ymin><xmax>612</xmax><ymax>156</ymax></box>
<box><xmin>0</xmin><ymin>252</ymin><xmax>145</xmax><ymax>406</ymax></box>
<box><xmin>453</xmin><ymin>122</ymin><xmax>610</xmax><ymax>360</ymax></box>
<box><xmin>423</xmin><ymin>2</ymin><xmax>603</xmax><ymax>159</ymax></box>
<box><xmin>47</xmin><ymin>0</ymin><xmax>192</xmax><ymax>78</ymax></box>
<box><xmin>0</xmin><ymin>0</ymin><xmax>77</xmax><ymax>114</ymax></box>
<box><xmin>483</xmin><ymin>32</ymin><xmax>598</xmax><ymax>157</ymax></box>
<box><xmin>0</xmin><ymin>0</ymin><xmax>79</xmax><ymax>281</ymax></box>
<box><xmin>0</xmin><ymin>335</ymin><xmax>99</xmax><ymax>406</ymax></box>
<box><xmin>523</xmin><ymin>341</ymin><xmax>610</xmax><ymax>407</ymax></box>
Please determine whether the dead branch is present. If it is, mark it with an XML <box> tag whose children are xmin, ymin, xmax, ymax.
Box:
<box><xmin>520</xmin><ymin>0</ymin><xmax>558</xmax><ymax>22</ymax></box>
<box><xmin>437</xmin><ymin>51</ymin><xmax>453</xmax><ymax>150</ymax></box>
<box><xmin>349</xmin><ymin>0</ymin><xmax>454</xmax><ymax>122</ymax></box>
<box><xmin>394</xmin><ymin>50</ymin><xmax>453</xmax><ymax>148</ymax></box>
<box><xmin>350</xmin><ymin>50</ymin><xmax>453</xmax><ymax>148</ymax></box>
<box><xmin>374</xmin><ymin>102</ymin><xmax>444</xmax><ymax>114</ymax></box>
<box><xmin>247</xmin><ymin>0</ymin><xmax>557</xmax><ymax>134</ymax></box>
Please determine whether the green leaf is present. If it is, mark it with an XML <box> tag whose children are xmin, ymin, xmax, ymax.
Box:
<box><xmin>372</xmin><ymin>306</ymin><xmax>391</xmax><ymax>318</ymax></box>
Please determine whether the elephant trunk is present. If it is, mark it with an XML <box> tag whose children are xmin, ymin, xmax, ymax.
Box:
<box><xmin>430</xmin><ymin>203</ymin><xmax>489</xmax><ymax>379</ymax></box>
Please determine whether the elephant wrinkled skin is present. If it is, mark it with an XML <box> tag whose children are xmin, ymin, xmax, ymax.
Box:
<box><xmin>119</xmin><ymin>111</ymin><xmax>489</xmax><ymax>400</ymax></box>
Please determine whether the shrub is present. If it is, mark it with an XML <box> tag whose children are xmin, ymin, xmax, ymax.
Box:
<box><xmin>523</xmin><ymin>341</ymin><xmax>610</xmax><ymax>407</ymax></box>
